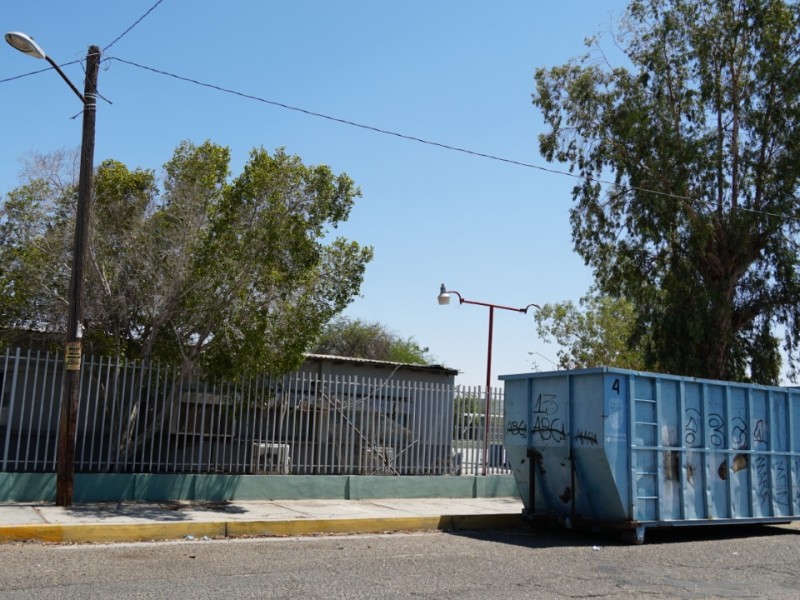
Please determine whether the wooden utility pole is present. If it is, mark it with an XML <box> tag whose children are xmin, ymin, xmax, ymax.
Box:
<box><xmin>56</xmin><ymin>45</ymin><xmax>100</xmax><ymax>507</ymax></box>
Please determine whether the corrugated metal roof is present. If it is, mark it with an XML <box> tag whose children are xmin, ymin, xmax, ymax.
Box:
<box><xmin>303</xmin><ymin>353</ymin><xmax>459</xmax><ymax>376</ymax></box>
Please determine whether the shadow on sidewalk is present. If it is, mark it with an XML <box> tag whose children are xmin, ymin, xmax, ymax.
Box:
<box><xmin>63</xmin><ymin>500</ymin><xmax>248</xmax><ymax>521</ymax></box>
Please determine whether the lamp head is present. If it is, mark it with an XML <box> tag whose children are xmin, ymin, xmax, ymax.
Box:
<box><xmin>5</xmin><ymin>32</ymin><xmax>46</xmax><ymax>59</ymax></box>
<box><xmin>437</xmin><ymin>284</ymin><xmax>451</xmax><ymax>306</ymax></box>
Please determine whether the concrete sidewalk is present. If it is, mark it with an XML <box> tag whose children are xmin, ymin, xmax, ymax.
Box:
<box><xmin>0</xmin><ymin>497</ymin><xmax>524</xmax><ymax>544</ymax></box>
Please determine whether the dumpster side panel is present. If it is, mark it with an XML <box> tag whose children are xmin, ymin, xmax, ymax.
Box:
<box><xmin>573</xmin><ymin>374</ymin><xmax>627</xmax><ymax>520</ymax></box>
<box><xmin>503</xmin><ymin>377</ymin><xmax>531</xmax><ymax>507</ymax></box>
<box><xmin>528</xmin><ymin>375</ymin><xmax>571</xmax><ymax>515</ymax></box>
<box><xmin>503</xmin><ymin>368</ymin><xmax>800</xmax><ymax>535</ymax></box>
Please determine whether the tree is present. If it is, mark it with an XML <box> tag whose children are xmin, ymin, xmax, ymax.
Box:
<box><xmin>0</xmin><ymin>150</ymin><xmax>78</xmax><ymax>340</ymax></box>
<box><xmin>0</xmin><ymin>141</ymin><xmax>374</xmax><ymax>378</ymax></box>
<box><xmin>311</xmin><ymin>317</ymin><xmax>432</xmax><ymax>365</ymax></box>
<box><xmin>534</xmin><ymin>291</ymin><xmax>647</xmax><ymax>370</ymax></box>
<box><xmin>533</xmin><ymin>0</ymin><xmax>800</xmax><ymax>383</ymax></box>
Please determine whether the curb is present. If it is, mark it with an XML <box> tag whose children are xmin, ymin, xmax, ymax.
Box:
<box><xmin>0</xmin><ymin>513</ymin><xmax>522</xmax><ymax>544</ymax></box>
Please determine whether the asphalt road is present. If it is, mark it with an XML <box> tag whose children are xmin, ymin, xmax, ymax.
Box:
<box><xmin>1</xmin><ymin>524</ymin><xmax>799</xmax><ymax>599</ymax></box>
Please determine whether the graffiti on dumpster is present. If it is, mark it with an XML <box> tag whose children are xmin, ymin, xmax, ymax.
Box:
<box><xmin>683</xmin><ymin>409</ymin><xmax>734</xmax><ymax>449</ymax></box>
<box><xmin>506</xmin><ymin>420</ymin><xmax>527</xmax><ymax>437</ymax></box>
<box><xmin>753</xmin><ymin>419</ymin><xmax>768</xmax><ymax>445</ymax></box>
<box><xmin>533</xmin><ymin>393</ymin><xmax>558</xmax><ymax>415</ymax></box>
<box><xmin>532</xmin><ymin>416</ymin><xmax>567</xmax><ymax>442</ymax></box>
<box><xmin>685</xmin><ymin>408</ymin><xmax>701</xmax><ymax>447</ymax></box>
<box><xmin>755</xmin><ymin>456</ymin><xmax>771</xmax><ymax>506</ymax></box>
<box><xmin>574</xmin><ymin>430</ymin><xmax>598</xmax><ymax>446</ymax></box>
<box><xmin>775</xmin><ymin>460</ymin><xmax>789</xmax><ymax>507</ymax></box>
<box><xmin>708</xmin><ymin>413</ymin><xmax>726</xmax><ymax>448</ymax></box>
<box><xmin>530</xmin><ymin>393</ymin><xmax>567</xmax><ymax>442</ymax></box>
<box><xmin>731</xmin><ymin>417</ymin><xmax>748</xmax><ymax>450</ymax></box>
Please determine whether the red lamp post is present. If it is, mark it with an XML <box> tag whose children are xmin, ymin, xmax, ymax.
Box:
<box><xmin>438</xmin><ymin>284</ymin><xmax>539</xmax><ymax>475</ymax></box>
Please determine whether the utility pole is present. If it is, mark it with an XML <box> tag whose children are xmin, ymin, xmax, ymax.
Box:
<box><xmin>55</xmin><ymin>45</ymin><xmax>100</xmax><ymax>507</ymax></box>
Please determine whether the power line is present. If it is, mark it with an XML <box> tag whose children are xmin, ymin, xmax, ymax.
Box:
<box><xmin>104</xmin><ymin>0</ymin><xmax>166</xmax><ymax>51</ymax></box>
<box><xmin>4</xmin><ymin>50</ymin><xmax>797</xmax><ymax>224</ymax></box>
<box><xmin>0</xmin><ymin>60</ymin><xmax>80</xmax><ymax>85</ymax></box>
<box><xmin>106</xmin><ymin>57</ymin><xmax>695</xmax><ymax>200</ymax></box>
<box><xmin>0</xmin><ymin>0</ymin><xmax>163</xmax><ymax>83</ymax></box>
<box><xmin>107</xmin><ymin>56</ymin><xmax>800</xmax><ymax>224</ymax></box>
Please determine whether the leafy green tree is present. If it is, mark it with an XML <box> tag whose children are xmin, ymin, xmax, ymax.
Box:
<box><xmin>533</xmin><ymin>0</ymin><xmax>800</xmax><ymax>383</ymax></box>
<box><xmin>0</xmin><ymin>142</ymin><xmax>373</xmax><ymax>378</ymax></box>
<box><xmin>534</xmin><ymin>291</ymin><xmax>647</xmax><ymax>370</ymax></box>
<box><xmin>311</xmin><ymin>317</ymin><xmax>432</xmax><ymax>365</ymax></box>
<box><xmin>0</xmin><ymin>150</ymin><xmax>77</xmax><ymax>341</ymax></box>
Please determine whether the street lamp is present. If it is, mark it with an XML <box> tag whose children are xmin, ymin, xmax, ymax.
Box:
<box><xmin>6</xmin><ymin>32</ymin><xmax>101</xmax><ymax>507</ymax></box>
<box><xmin>438</xmin><ymin>284</ymin><xmax>539</xmax><ymax>476</ymax></box>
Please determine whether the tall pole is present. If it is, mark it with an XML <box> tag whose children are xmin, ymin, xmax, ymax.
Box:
<box><xmin>56</xmin><ymin>45</ymin><xmax>100</xmax><ymax>507</ymax></box>
<box><xmin>437</xmin><ymin>285</ymin><xmax>539</xmax><ymax>476</ymax></box>
<box><xmin>482</xmin><ymin>306</ymin><xmax>495</xmax><ymax>476</ymax></box>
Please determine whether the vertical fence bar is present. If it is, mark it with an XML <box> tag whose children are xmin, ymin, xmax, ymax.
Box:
<box><xmin>232</xmin><ymin>377</ymin><xmax>241</xmax><ymax>473</ymax></box>
<box><xmin>433</xmin><ymin>383</ymin><xmax>444</xmax><ymax>474</ymax></box>
<box><xmin>85</xmin><ymin>356</ymin><xmax>103</xmax><ymax>472</ymax></box>
<box><xmin>123</xmin><ymin>359</ymin><xmax>138</xmax><ymax>471</ymax></box>
<box><xmin>33</xmin><ymin>353</ymin><xmax>51</xmax><ymax>471</ymax></box>
<box><xmin>76</xmin><ymin>353</ymin><xmax>91</xmax><ymax>471</ymax></box>
<box><xmin>139</xmin><ymin>360</ymin><xmax>155</xmax><ymax>472</ymax></box>
<box><xmin>351</xmin><ymin>375</ymin><xmax>360</xmax><ymax>475</ymax></box>
<box><xmin>407</xmin><ymin>381</ymin><xmax>418</xmax><ymax>474</ymax></box>
<box><xmin>312</xmin><ymin>373</ymin><xmax>321</xmax><ymax>474</ymax></box>
<box><xmin>221</xmin><ymin>379</ymin><xmax>231</xmax><ymax>471</ymax></box>
<box><xmin>20</xmin><ymin>351</ymin><xmax>39</xmax><ymax>470</ymax></box>
<box><xmin>184</xmin><ymin>376</ymin><xmax>197</xmax><ymax>473</ymax></box>
<box><xmin>347</xmin><ymin>375</ymin><xmax>358</xmax><ymax>473</ymax></box>
<box><xmin>379</xmin><ymin>377</ymin><xmax>390</xmax><ymax>474</ymax></box>
<box><xmin>400</xmin><ymin>379</ymin><xmax>410</xmax><ymax>474</ymax></box>
<box><xmin>329</xmin><ymin>374</ymin><xmax>338</xmax><ymax>474</ymax></box>
<box><xmin>105</xmin><ymin>357</ymin><xmax>120</xmax><ymax>472</ymax></box>
<box><xmin>0</xmin><ymin>348</ymin><xmax>7</xmax><ymax>470</ymax></box>
<box><xmin>2</xmin><ymin>348</ymin><xmax>21</xmax><ymax>471</ymax></box>
<box><xmin>299</xmin><ymin>372</ymin><xmax>311</xmax><ymax>474</ymax></box>
<box><xmin>176</xmin><ymin>371</ymin><xmax>189</xmax><ymax>472</ymax></box>
<box><xmin>44</xmin><ymin>352</ymin><xmax>60</xmax><ymax>472</ymax></box>
<box><xmin>13</xmin><ymin>349</ymin><xmax>33</xmax><ymax>470</ymax></box>
<box><xmin>241</xmin><ymin>372</ymin><xmax>254</xmax><ymax>474</ymax></box>
<box><xmin>430</xmin><ymin>382</ymin><xmax>438</xmax><ymax>474</ymax></box>
<box><xmin>354</xmin><ymin>377</ymin><xmax>365</xmax><ymax>475</ymax></box>
<box><xmin>118</xmin><ymin>358</ymin><xmax>132</xmax><ymax>472</ymax></box>
<box><xmin>316</xmin><ymin>374</ymin><xmax>326</xmax><ymax>474</ymax></box>
<box><xmin>289</xmin><ymin>372</ymin><xmax>298</xmax><ymax>474</ymax></box>
<box><xmin>423</xmin><ymin>382</ymin><xmax>433</xmax><ymax>474</ymax></box>
<box><xmin>153</xmin><ymin>363</ymin><xmax>167</xmax><ymax>472</ymax></box>
<box><xmin>319</xmin><ymin>374</ymin><xmax>329</xmax><ymax>474</ymax></box>
<box><xmin>226</xmin><ymin>379</ymin><xmax>236</xmax><ymax>474</ymax></box>
<box><xmin>265</xmin><ymin>374</ymin><xmax>276</xmax><ymax>472</ymax></box>
<box><xmin>210</xmin><ymin>381</ymin><xmax>222</xmax><ymax>471</ymax></box>
<box><xmin>256</xmin><ymin>371</ymin><xmax>268</xmax><ymax>473</ymax></box>
<box><xmin>415</xmin><ymin>382</ymin><xmax>425</xmax><ymax>474</ymax></box>
<box><xmin>397</xmin><ymin>379</ymin><xmax>406</xmax><ymax>475</ymax></box>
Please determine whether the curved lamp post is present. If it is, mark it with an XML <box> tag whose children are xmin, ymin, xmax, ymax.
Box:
<box><xmin>6</xmin><ymin>32</ymin><xmax>101</xmax><ymax>507</ymax></box>
<box><xmin>438</xmin><ymin>284</ymin><xmax>539</xmax><ymax>476</ymax></box>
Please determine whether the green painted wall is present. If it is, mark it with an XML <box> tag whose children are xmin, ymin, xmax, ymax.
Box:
<box><xmin>0</xmin><ymin>473</ymin><xmax>519</xmax><ymax>503</ymax></box>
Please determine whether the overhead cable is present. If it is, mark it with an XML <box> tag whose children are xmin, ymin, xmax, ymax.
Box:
<box><xmin>107</xmin><ymin>57</ymin><xmax>799</xmax><ymax>223</ymax></box>
<box><xmin>104</xmin><ymin>0</ymin><xmax>166</xmax><ymax>51</ymax></box>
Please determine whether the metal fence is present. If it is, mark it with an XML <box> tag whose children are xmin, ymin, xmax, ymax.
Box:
<box><xmin>1</xmin><ymin>347</ymin><xmax>510</xmax><ymax>476</ymax></box>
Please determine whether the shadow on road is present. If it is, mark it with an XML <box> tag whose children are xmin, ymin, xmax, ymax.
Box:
<box><xmin>450</xmin><ymin>521</ymin><xmax>800</xmax><ymax>548</ymax></box>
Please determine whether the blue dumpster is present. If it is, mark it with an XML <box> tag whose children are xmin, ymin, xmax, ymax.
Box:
<box><xmin>501</xmin><ymin>368</ymin><xmax>800</xmax><ymax>543</ymax></box>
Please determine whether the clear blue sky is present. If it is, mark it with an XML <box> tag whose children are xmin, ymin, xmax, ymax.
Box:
<box><xmin>2</xmin><ymin>1</ymin><xmax>631</xmax><ymax>387</ymax></box>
